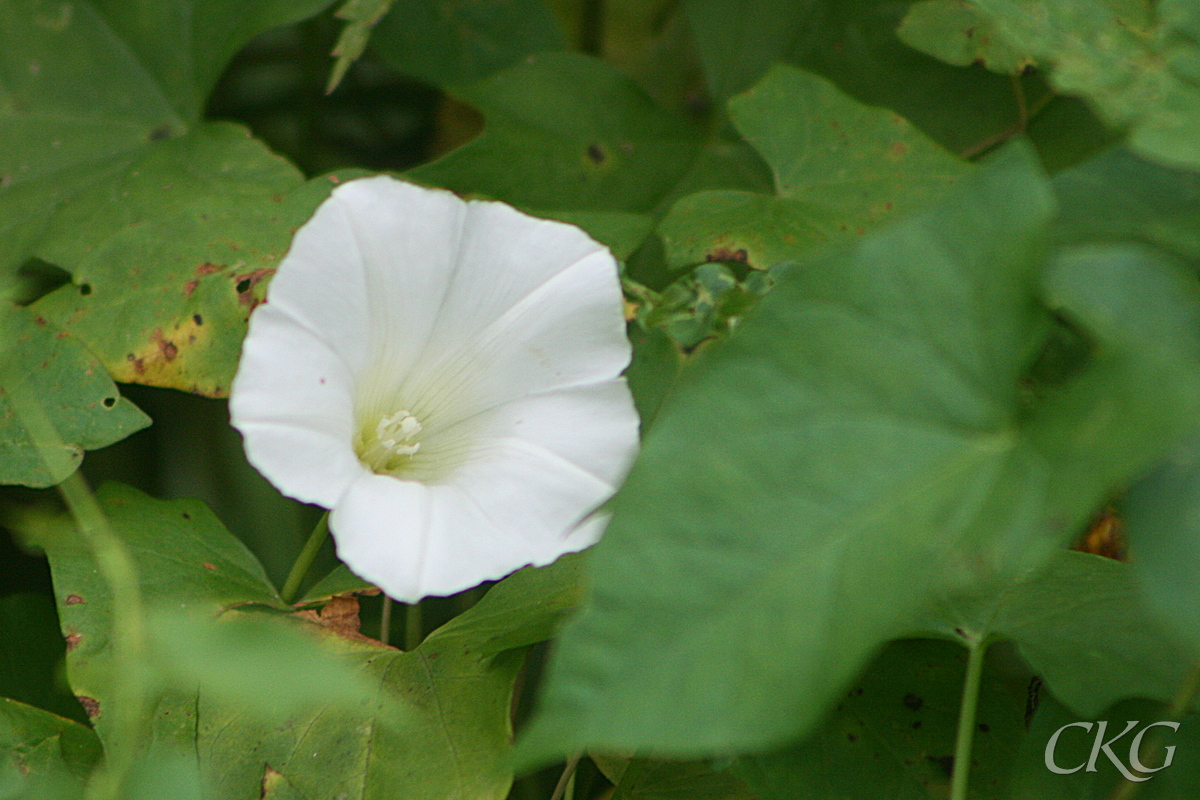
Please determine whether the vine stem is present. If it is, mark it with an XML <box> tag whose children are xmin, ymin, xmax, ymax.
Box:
<box><xmin>950</xmin><ymin>641</ymin><xmax>989</xmax><ymax>800</ymax></box>
<box><xmin>380</xmin><ymin>595</ymin><xmax>393</xmax><ymax>645</ymax></box>
<box><xmin>549</xmin><ymin>754</ymin><xmax>582</xmax><ymax>800</ymax></box>
<box><xmin>5</xmin><ymin>374</ymin><xmax>148</xmax><ymax>800</ymax></box>
<box><xmin>405</xmin><ymin>601</ymin><xmax>423</xmax><ymax>651</ymax></box>
<box><xmin>280</xmin><ymin>511</ymin><xmax>329</xmax><ymax>604</ymax></box>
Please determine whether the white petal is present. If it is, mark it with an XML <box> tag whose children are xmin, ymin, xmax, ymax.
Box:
<box><xmin>230</xmin><ymin>303</ymin><xmax>364</xmax><ymax>507</ymax></box>
<box><xmin>400</xmin><ymin>249</ymin><xmax>632</xmax><ymax>428</ymax></box>
<box><xmin>417</xmin><ymin>199</ymin><xmax>610</xmax><ymax>360</ymax></box>
<box><xmin>436</xmin><ymin>379</ymin><xmax>640</xmax><ymax>488</ymax></box>
<box><xmin>265</xmin><ymin>176</ymin><xmax>468</xmax><ymax>384</ymax></box>
<box><xmin>441</xmin><ymin>434</ymin><xmax>618</xmax><ymax>565</ymax></box>
<box><xmin>331</xmin><ymin>474</ymin><xmax>539</xmax><ymax>602</ymax></box>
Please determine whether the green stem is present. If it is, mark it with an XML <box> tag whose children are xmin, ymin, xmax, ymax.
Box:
<box><xmin>280</xmin><ymin>512</ymin><xmax>329</xmax><ymax>604</ymax></box>
<box><xmin>950</xmin><ymin>641</ymin><xmax>989</xmax><ymax>800</ymax></box>
<box><xmin>380</xmin><ymin>595</ymin><xmax>393</xmax><ymax>645</ymax></box>
<box><xmin>549</xmin><ymin>754</ymin><xmax>582</xmax><ymax>800</ymax></box>
<box><xmin>405</xmin><ymin>601</ymin><xmax>423</xmax><ymax>651</ymax></box>
<box><xmin>5</xmin><ymin>373</ymin><xmax>148</xmax><ymax>800</ymax></box>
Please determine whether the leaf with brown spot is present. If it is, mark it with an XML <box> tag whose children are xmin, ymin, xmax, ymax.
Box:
<box><xmin>658</xmin><ymin>65</ymin><xmax>970</xmax><ymax>272</ymax></box>
<box><xmin>0</xmin><ymin>0</ymin><xmax>337</xmax><ymax>298</ymax></box>
<box><xmin>0</xmin><ymin>697</ymin><xmax>102</xmax><ymax>794</ymax></box>
<box><xmin>30</xmin><ymin>125</ymin><xmax>367</xmax><ymax>396</ymax></box>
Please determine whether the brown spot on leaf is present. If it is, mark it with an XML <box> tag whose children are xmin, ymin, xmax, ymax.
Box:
<box><xmin>328</xmin><ymin>174</ymin><xmax>341</xmax><ymax>184</ymax></box>
<box><xmin>183</xmin><ymin>279</ymin><xmax>199</xmax><ymax>296</ymax></box>
<box><xmin>33</xmin><ymin>315</ymin><xmax>46</xmax><ymax>326</ymax></box>
<box><xmin>202</xmin><ymin>562</ymin><xmax>216</xmax><ymax>570</ymax></box>
<box><xmin>1074</xmin><ymin>505</ymin><xmax>1126</xmax><ymax>560</ymax></box>
<box><xmin>195</xmin><ymin>262</ymin><xmax>222</xmax><ymax>277</ymax></box>
<box><xmin>705</xmin><ymin>247</ymin><xmax>749</xmax><ymax>264</ymax></box>
<box><xmin>890</xmin><ymin>141</ymin><xmax>909</xmax><ymax>159</ymax></box>
<box><xmin>65</xmin><ymin>594</ymin><xmax>84</xmax><ymax>605</ymax></box>
<box><xmin>295</xmin><ymin>595</ymin><xmax>394</xmax><ymax>647</ymax></box>
<box><xmin>78</xmin><ymin>696</ymin><xmax>100</xmax><ymax>718</ymax></box>
<box><xmin>64</xmin><ymin>633</ymin><xmax>82</xmax><ymax>650</ymax></box>
<box><xmin>235</xmin><ymin>268</ymin><xmax>275</xmax><ymax>311</ymax></box>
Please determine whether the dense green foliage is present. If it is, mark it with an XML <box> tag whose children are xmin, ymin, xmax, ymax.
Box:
<box><xmin>3</xmin><ymin>1</ymin><xmax>1200</xmax><ymax>798</ymax></box>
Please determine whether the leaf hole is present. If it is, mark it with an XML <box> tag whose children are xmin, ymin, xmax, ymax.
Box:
<box><xmin>102</xmin><ymin>396</ymin><xmax>116</xmax><ymax>408</ymax></box>
<box><xmin>236</xmin><ymin>278</ymin><xmax>252</xmax><ymax>293</ymax></box>
<box><xmin>79</xmin><ymin>283</ymin><xmax>92</xmax><ymax>296</ymax></box>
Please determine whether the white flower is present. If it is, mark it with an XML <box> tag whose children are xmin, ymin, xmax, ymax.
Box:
<box><xmin>230</xmin><ymin>176</ymin><xmax>639</xmax><ymax>602</ymax></box>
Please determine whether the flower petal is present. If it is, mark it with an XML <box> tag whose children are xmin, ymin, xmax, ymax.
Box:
<box><xmin>331</xmin><ymin>474</ymin><xmax>540</xmax><ymax>601</ymax></box>
<box><xmin>436</xmin><ymin>379</ymin><xmax>640</xmax><ymax>488</ymax></box>
<box><xmin>230</xmin><ymin>303</ymin><xmax>364</xmax><ymax>507</ymax></box>
<box><xmin>399</xmin><ymin>249</ymin><xmax>632</xmax><ymax>428</ymax></box>
<box><xmin>264</xmin><ymin>176</ymin><xmax>469</xmax><ymax>383</ymax></box>
<box><xmin>442</xmin><ymin>435</ymin><xmax>620</xmax><ymax>564</ymax></box>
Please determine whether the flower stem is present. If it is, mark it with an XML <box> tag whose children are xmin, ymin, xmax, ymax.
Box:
<box><xmin>950</xmin><ymin>641</ymin><xmax>989</xmax><ymax>800</ymax></box>
<box><xmin>549</xmin><ymin>754</ymin><xmax>582</xmax><ymax>800</ymax></box>
<box><xmin>281</xmin><ymin>511</ymin><xmax>329</xmax><ymax>604</ymax></box>
<box><xmin>405</xmin><ymin>601</ymin><xmax>423</xmax><ymax>651</ymax></box>
<box><xmin>380</xmin><ymin>595</ymin><xmax>393</xmax><ymax>645</ymax></box>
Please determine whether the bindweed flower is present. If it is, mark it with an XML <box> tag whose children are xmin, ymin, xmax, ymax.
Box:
<box><xmin>230</xmin><ymin>176</ymin><xmax>639</xmax><ymax>602</ymax></box>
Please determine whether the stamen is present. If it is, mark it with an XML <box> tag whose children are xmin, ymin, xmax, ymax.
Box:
<box><xmin>357</xmin><ymin>408</ymin><xmax>424</xmax><ymax>474</ymax></box>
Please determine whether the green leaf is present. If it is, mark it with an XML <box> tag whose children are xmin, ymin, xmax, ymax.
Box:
<box><xmin>149</xmin><ymin>610</ymin><xmax>381</xmax><ymax>717</ymax></box>
<box><xmin>39</xmin><ymin>484</ymin><xmax>587</xmax><ymax>798</ymax></box>
<box><xmin>1125</xmin><ymin>434</ymin><xmax>1200</xmax><ymax>658</ymax></box>
<box><xmin>625</xmin><ymin>326</ymin><xmax>687</xmax><ymax>432</ymax></box>
<box><xmin>27</xmin><ymin>128</ymin><xmax>359</xmax><ymax>397</ymax></box>
<box><xmin>683</xmin><ymin>0</ymin><xmax>1020</xmax><ymax>153</ymax></box>
<box><xmin>0</xmin><ymin>303</ymin><xmax>149</xmax><ymax>487</ymax></box>
<box><xmin>1007</xmin><ymin>695</ymin><xmax>1200</xmax><ymax>798</ymax></box>
<box><xmin>299</xmin><ymin>563</ymin><xmax>377</xmax><ymax>605</ymax></box>
<box><xmin>532</xmin><ymin>210</ymin><xmax>655</xmax><ymax>261</ymax></box>
<box><xmin>898</xmin><ymin>0</ymin><xmax>1035</xmax><ymax>74</ymax></box>
<box><xmin>658</xmin><ymin>65</ymin><xmax>970</xmax><ymax>271</ymax></box>
<box><xmin>592</xmin><ymin>754</ymin><xmax>755</xmax><ymax>800</ymax></box>
<box><xmin>204</xmin><ymin>557</ymin><xmax>584</xmax><ymax>800</ymax></box>
<box><xmin>516</xmin><ymin>142</ymin><xmax>1200</xmax><ymax>763</ymax></box>
<box><xmin>0</xmin><ymin>0</ymin><xmax>334</xmax><ymax>293</ymax></box>
<box><xmin>37</xmin><ymin>483</ymin><xmax>285</xmax><ymax>741</ymax></box>
<box><xmin>972</xmin><ymin>0</ymin><xmax>1200</xmax><ymax>170</ymax></box>
<box><xmin>409</xmin><ymin>53</ymin><xmax>704</xmax><ymax>213</ymax></box>
<box><xmin>428</xmin><ymin>552</ymin><xmax>584</xmax><ymax>656</ymax></box>
<box><xmin>327</xmin><ymin>0</ymin><xmax>395</xmax><ymax>93</ymax></box>
<box><xmin>370</xmin><ymin>0</ymin><xmax>565</xmax><ymax>88</ymax></box>
<box><xmin>0</xmin><ymin>698</ymin><xmax>102</xmax><ymax>800</ymax></box>
<box><xmin>739</xmin><ymin>638</ymin><xmax>1028</xmax><ymax>800</ymax></box>
<box><xmin>1052</xmin><ymin>146</ymin><xmax>1200</xmax><ymax>264</ymax></box>
<box><xmin>911</xmin><ymin>551</ymin><xmax>1195</xmax><ymax>719</ymax></box>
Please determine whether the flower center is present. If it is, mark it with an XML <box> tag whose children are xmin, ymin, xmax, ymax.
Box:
<box><xmin>356</xmin><ymin>408</ymin><xmax>424</xmax><ymax>475</ymax></box>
